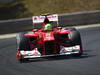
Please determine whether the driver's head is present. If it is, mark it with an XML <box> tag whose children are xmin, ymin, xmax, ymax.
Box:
<box><xmin>44</xmin><ymin>24</ymin><xmax>52</xmax><ymax>30</ymax></box>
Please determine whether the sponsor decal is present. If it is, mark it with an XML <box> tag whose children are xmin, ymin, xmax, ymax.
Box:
<box><xmin>32</xmin><ymin>14</ymin><xmax>58</xmax><ymax>23</ymax></box>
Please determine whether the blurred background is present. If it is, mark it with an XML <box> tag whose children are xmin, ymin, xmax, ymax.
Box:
<box><xmin>0</xmin><ymin>0</ymin><xmax>100</xmax><ymax>20</ymax></box>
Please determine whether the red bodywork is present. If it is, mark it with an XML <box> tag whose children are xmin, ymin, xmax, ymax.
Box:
<box><xmin>16</xmin><ymin>15</ymin><xmax>83</xmax><ymax>60</ymax></box>
<box><xmin>23</xmin><ymin>28</ymin><xmax>72</xmax><ymax>55</ymax></box>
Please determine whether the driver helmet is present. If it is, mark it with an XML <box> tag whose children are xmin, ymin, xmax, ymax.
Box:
<box><xmin>44</xmin><ymin>24</ymin><xmax>52</xmax><ymax>30</ymax></box>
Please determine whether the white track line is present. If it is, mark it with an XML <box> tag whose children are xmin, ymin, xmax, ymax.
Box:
<box><xmin>0</xmin><ymin>33</ymin><xmax>16</xmax><ymax>39</ymax></box>
<box><xmin>74</xmin><ymin>24</ymin><xmax>100</xmax><ymax>29</ymax></box>
<box><xmin>0</xmin><ymin>24</ymin><xmax>100</xmax><ymax>39</ymax></box>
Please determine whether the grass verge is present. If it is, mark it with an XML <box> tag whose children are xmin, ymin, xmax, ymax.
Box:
<box><xmin>0</xmin><ymin>0</ymin><xmax>100</xmax><ymax>20</ymax></box>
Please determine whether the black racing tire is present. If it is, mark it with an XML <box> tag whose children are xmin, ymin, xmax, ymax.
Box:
<box><xmin>64</xmin><ymin>27</ymin><xmax>81</xmax><ymax>45</ymax></box>
<box><xmin>68</xmin><ymin>31</ymin><xmax>81</xmax><ymax>45</ymax></box>
<box><xmin>16</xmin><ymin>32</ymin><xmax>31</xmax><ymax>51</ymax></box>
<box><xmin>65</xmin><ymin>28</ymin><xmax>83</xmax><ymax>56</ymax></box>
<box><xmin>61</xmin><ymin>27</ymin><xmax>83</xmax><ymax>56</ymax></box>
<box><xmin>68</xmin><ymin>31</ymin><xmax>83</xmax><ymax>56</ymax></box>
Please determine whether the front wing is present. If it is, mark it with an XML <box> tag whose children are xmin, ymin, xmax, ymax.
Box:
<box><xmin>17</xmin><ymin>45</ymin><xmax>81</xmax><ymax>59</ymax></box>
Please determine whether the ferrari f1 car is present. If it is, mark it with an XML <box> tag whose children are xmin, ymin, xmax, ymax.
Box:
<box><xmin>16</xmin><ymin>14</ymin><xmax>83</xmax><ymax>62</ymax></box>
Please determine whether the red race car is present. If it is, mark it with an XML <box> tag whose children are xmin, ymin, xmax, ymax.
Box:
<box><xmin>16</xmin><ymin>14</ymin><xmax>83</xmax><ymax>62</ymax></box>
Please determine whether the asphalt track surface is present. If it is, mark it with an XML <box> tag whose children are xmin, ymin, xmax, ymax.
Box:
<box><xmin>0</xmin><ymin>26</ymin><xmax>100</xmax><ymax>75</ymax></box>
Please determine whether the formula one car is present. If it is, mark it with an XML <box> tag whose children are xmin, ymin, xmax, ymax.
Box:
<box><xmin>16</xmin><ymin>14</ymin><xmax>83</xmax><ymax>62</ymax></box>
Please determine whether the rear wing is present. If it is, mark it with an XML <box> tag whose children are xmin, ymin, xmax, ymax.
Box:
<box><xmin>32</xmin><ymin>14</ymin><xmax>58</xmax><ymax>29</ymax></box>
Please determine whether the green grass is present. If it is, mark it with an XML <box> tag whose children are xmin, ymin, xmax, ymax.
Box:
<box><xmin>0</xmin><ymin>0</ymin><xmax>100</xmax><ymax>20</ymax></box>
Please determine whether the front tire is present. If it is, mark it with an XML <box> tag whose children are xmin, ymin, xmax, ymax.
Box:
<box><xmin>69</xmin><ymin>31</ymin><xmax>83</xmax><ymax>56</ymax></box>
<box><xmin>65</xmin><ymin>28</ymin><xmax>83</xmax><ymax>56</ymax></box>
<box><xmin>16</xmin><ymin>32</ymin><xmax>31</xmax><ymax>51</ymax></box>
<box><xmin>16</xmin><ymin>32</ymin><xmax>31</xmax><ymax>62</ymax></box>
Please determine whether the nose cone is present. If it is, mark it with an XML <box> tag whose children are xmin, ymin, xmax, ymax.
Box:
<box><xmin>43</xmin><ymin>32</ymin><xmax>55</xmax><ymax>41</ymax></box>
